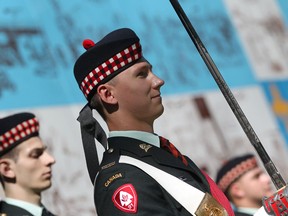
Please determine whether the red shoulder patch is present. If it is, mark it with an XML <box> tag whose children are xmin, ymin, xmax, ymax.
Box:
<box><xmin>112</xmin><ymin>183</ymin><xmax>138</xmax><ymax>213</ymax></box>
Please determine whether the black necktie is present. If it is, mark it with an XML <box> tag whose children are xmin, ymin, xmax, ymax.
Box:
<box><xmin>159</xmin><ymin>136</ymin><xmax>188</xmax><ymax>166</ymax></box>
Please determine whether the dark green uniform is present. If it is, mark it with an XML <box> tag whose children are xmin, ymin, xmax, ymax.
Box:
<box><xmin>94</xmin><ymin>136</ymin><xmax>232</xmax><ymax>215</ymax></box>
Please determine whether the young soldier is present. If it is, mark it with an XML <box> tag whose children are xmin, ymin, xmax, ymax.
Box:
<box><xmin>216</xmin><ymin>153</ymin><xmax>274</xmax><ymax>216</ymax></box>
<box><xmin>73</xmin><ymin>27</ymin><xmax>235</xmax><ymax>215</ymax></box>
<box><xmin>0</xmin><ymin>112</ymin><xmax>56</xmax><ymax>216</ymax></box>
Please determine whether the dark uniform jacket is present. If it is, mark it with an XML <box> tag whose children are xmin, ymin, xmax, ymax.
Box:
<box><xmin>94</xmin><ymin>136</ymin><xmax>234</xmax><ymax>215</ymax></box>
<box><xmin>0</xmin><ymin>201</ymin><xmax>55</xmax><ymax>216</ymax></box>
<box><xmin>0</xmin><ymin>201</ymin><xmax>33</xmax><ymax>216</ymax></box>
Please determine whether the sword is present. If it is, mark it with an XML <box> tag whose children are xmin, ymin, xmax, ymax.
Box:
<box><xmin>169</xmin><ymin>0</ymin><xmax>286</xmax><ymax>190</ymax></box>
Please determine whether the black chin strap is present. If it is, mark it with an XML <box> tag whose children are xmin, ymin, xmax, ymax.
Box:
<box><xmin>77</xmin><ymin>104</ymin><xmax>107</xmax><ymax>183</ymax></box>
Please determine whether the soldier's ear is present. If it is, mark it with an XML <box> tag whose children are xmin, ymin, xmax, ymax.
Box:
<box><xmin>230</xmin><ymin>182</ymin><xmax>245</xmax><ymax>198</ymax></box>
<box><xmin>0</xmin><ymin>159</ymin><xmax>16</xmax><ymax>179</ymax></box>
<box><xmin>97</xmin><ymin>84</ymin><xmax>117</xmax><ymax>104</ymax></box>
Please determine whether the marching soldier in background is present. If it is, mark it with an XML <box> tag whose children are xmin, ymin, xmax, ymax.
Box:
<box><xmin>0</xmin><ymin>112</ymin><xmax>56</xmax><ymax>216</ymax></box>
<box><xmin>216</xmin><ymin>154</ymin><xmax>274</xmax><ymax>216</ymax></box>
<box><xmin>73</xmin><ymin>27</ymin><xmax>235</xmax><ymax>215</ymax></box>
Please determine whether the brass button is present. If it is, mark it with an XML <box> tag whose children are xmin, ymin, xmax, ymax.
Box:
<box><xmin>108</xmin><ymin>148</ymin><xmax>114</xmax><ymax>153</ymax></box>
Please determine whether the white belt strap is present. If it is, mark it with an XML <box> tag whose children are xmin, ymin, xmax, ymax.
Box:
<box><xmin>119</xmin><ymin>155</ymin><xmax>205</xmax><ymax>215</ymax></box>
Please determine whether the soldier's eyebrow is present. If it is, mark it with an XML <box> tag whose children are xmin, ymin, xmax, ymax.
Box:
<box><xmin>28</xmin><ymin>146</ymin><xmax>47</xmax><ymax>157</ymax></box>
<box><xmin>139</xmin><ymin>62</ymin><xmax>152</xmax><ymax>71</ymax></box>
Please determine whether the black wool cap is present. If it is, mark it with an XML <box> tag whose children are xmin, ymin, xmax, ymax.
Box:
<box><xmin>73</xmin><ymin>28</ymin><xmax>143</xmax><ymax>102</ymax></box>
<box><xmin>216</xmin><ymin>154</ymin><xmax>257</xmax><ymax>192</ymax></box>
<box><xmin>0</xmin><ymin>112</ymin><xmax>39</xmax><ymax>156</ymax></box>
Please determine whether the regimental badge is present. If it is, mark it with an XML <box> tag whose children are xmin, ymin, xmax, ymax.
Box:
<box><xmin>263</xmin><ymin>186</ymin><xmax>288</xmax><ymax>215</ymax></box>
<box><xmin>196</xmin><ymin>193</ymin><xmax>228</xmax><ymax>216</ymax></box>
<box><xmin>112</xmin><ymin>183</ymin><xmax>138</xmax><ymax>213</ymax></box>
<box><xmin>139</xmin><ymin>144</ymin><xmax>152</xmax><ymax>152</ymax></box>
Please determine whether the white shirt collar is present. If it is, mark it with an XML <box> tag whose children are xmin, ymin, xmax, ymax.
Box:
<box><xmin>109</xmin><ymin>130</ymin><xmax>160</xmax><ymax>147</ymax></box>
<box><xmin>4</xmin><ymin>198</ymin><xmax>43</xmax><ymax>216</ymax></box>
<box><xmin>237</xmin><ymin>207</ymin><xmax>259</xmax><ymax>214</ymax></box>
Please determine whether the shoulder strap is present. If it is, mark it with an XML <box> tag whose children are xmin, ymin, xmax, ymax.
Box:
<box><xmin>119</xmin><ymin>155</ymin><xmax>204</xmax><ymax>215</ymax></box>
<box><xmin>119</xmin><ymin>155</ymin><xmax>229</xmax><ymax>215</ymax></box>
<box><xmin>77</xmin><ymin>104</ymin><xmax>107</xmax><ymax>183</ymax></box>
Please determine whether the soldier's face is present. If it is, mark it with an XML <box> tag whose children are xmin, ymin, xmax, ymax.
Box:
<box><xmin>236</xmin><ymin>167</ymin><xmax>274</xmax><ymax>202</ymax></box>
<box><xmin>111</xmin><ymin>60</ymin><xmax>165</xmax><ymax>124</ymax></box>
<box><xmin>12</xmin><ymin>137</ymin><xmax>56</xmax><ymax>193</ymax></box>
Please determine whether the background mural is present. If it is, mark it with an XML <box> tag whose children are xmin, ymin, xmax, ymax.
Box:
<box><xmin>0</xmin><ymin>0</ymin><xmax>287</xmax><ymax>215</ymax></box>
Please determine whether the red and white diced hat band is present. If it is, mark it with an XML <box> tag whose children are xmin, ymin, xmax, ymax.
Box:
<box><xmin>0</xmin><ymin>112</ymin><xmax>39</xmax><ymax>156</ymax></box>
<box><xmin>73</xmin><ymin>28</ymin><xmax>143</xmax><ymax>102</ymax></box>
<box><xmin>216</xmin><ymin>154</ymin><xmax>258</xmax><ymax>192</ymax></box>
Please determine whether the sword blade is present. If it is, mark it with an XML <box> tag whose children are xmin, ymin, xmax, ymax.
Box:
<box><xmin>169</xmin><ymin>0</ymin><xmax>286</xmax><ymax>189</ymax></box>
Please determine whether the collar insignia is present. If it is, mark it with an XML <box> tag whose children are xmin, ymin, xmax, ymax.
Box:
<box><xmin>139</xmin><ymin>144</ymin><xmax>152</xmax><ymax>152</ymax></box>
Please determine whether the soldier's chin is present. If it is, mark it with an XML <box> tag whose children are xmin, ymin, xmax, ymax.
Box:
<box><xmin>156</xmin><ymin>105</ymin><xmax>165</xmax><ymax>117</ymax></box>
<box><xmin>41</xmin><ymin>181</ymin><xmax>52</xmax><ymax>190</ymax></box>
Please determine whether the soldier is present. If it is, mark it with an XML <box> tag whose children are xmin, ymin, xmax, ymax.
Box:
<box><xmin>73</xmin><ymin>27</ymin><xmax>235</xmax><ymax>215</ymax></box>
<box><xmin>0</xmin><ymin>112</ymin><xmax>56</xmax><ymax>216</ymax></box>
<box><xmin>216</xmin><ymin>153</ymin><xmax>274</xmax><ymax>216</ymax></box>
